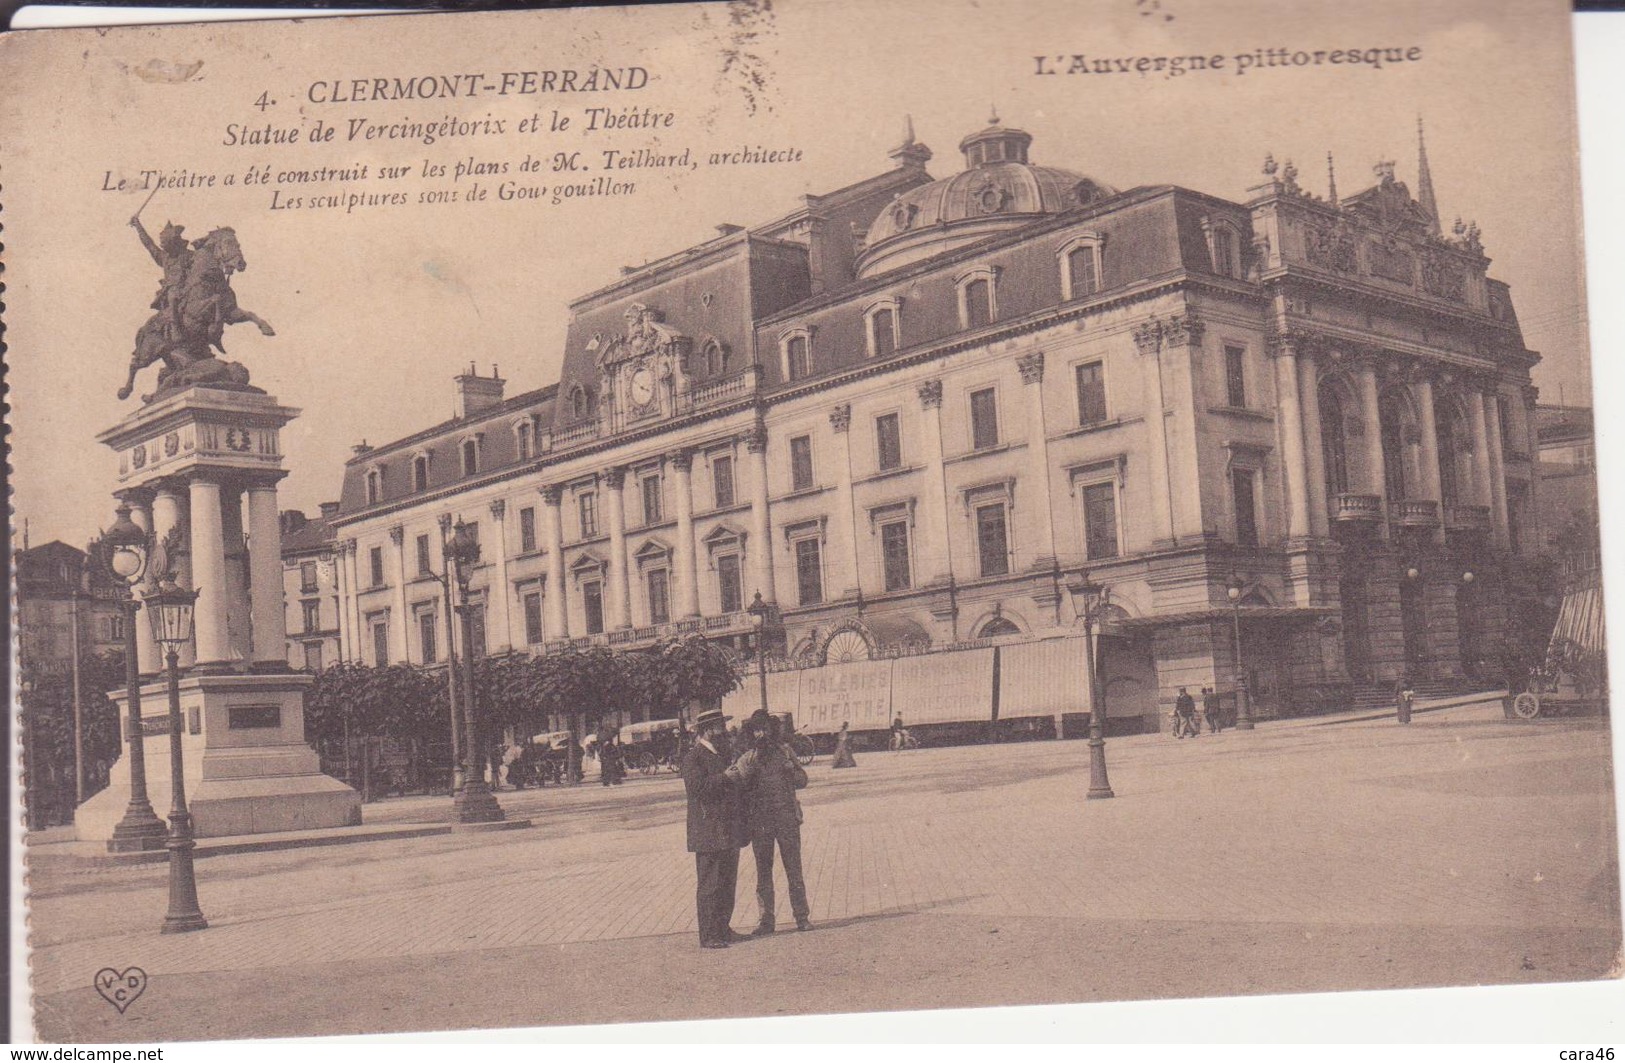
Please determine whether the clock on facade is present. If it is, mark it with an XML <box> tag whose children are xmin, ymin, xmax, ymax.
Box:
<box><xmin>629</xmin><ymin>366</ymin><xmax>655</xmax><ymax>410</ymax></box>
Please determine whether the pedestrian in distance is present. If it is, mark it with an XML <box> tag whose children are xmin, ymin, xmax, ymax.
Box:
<box><xmin>832</xmin><ymin>720</ymin><xmax>857</xmax><ymax>769</ymax></box>
<box><xmin>1396</xmin><ymin>675</ymin><xmax>1415</xmax><ymax>725</ymax></box>
<box><xmin>1202</xmin><ymin>685</ymin><xmax>1222</xmax><ymax>734</ymax></box>
<box><xmin>728</xmin><ymin>709</ymin><xmax>813</xmax><ymax>935</ymax></box>
<box><xmin>681</xmin><ymin>705</ymin><xmax>749</xmax><ymax>949</ymax></box>
<box><xmin>1174</xmin><ymin>686</ymin><xmax>1199</xmax><ymax>739</ymax></box>
<box><xmin>890</xmin><ymin>713</ymin><xmax>907</xmax><ymax>753</ymax></box>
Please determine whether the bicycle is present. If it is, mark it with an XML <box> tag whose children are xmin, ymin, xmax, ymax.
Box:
<box><xmin>890</xmin><ymin>728</ymin><xmax>922</xmax><ymax>752</ymax></box>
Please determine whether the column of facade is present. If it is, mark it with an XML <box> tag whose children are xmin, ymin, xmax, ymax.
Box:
<box><xmin>187</xmin><ymin>475</ymin><xmax>232</xmax><ymax>669</ymax></box>
<box><xmin>1468</xmin><ymin>390</ymin><xmax>1494</xmax><ymax>509</ymax></box>
<box><xmin>221</xmin><ymin>484</ymin><xmax>257</xmax><ymax>665</ymax></box>
<box><xmin>1272</xmin><ymin>336</ymin><xmax>1311</xmax><ymax>540</ymax></box>
<box><xmin>343</xmin><ymin>540</ymin><xmax>363</xmax><ymax>662</ymax></box>
<box><xmin>487</xmin><ymin>499</ymin><xmax>513</xmax><ymax>652</ymax></box>
<box><xmin>541</xmin><ymin>486</ymin><xmax>569</xmax><ymax>638</ymax></box>
<box><xmin>389</xmin><ymin>526</ymin><xmax>410</xmax><ymax>663</ymax></box>
<box><xmin>245</xmin><ymin>482</ymin><xmax>289</xmax><ymax>669</ymax></box>
<box><xmin>1017</xmin><ymin>353</ymin><xmax>1058</xmax><ymax>566</ymax></box>
<box><xmin>916</xmin><ymin>381</ymin><xmax>951</xmax><ymax>584</ymax></box>
<box><xmin>828</xmin><ymin>405</ymin><xmax>861</xmax><ymax>597</ymax></box>
<box><xmin>605</xmin><ymin>467</ymin><xmax>632</xmax><ymax>629</ymax></box>
<box><xmin>334</xmin><ymin>539</ymin><xmax>353</xmax><ymax>663</ymax></box>
<box><xmin>672</xmin><ymin>450</ymin><xmax>700</xmax><ymax>617</ymax></box>
<box><xmin>746</xmin><ymin>427</ymin><xmax>777</xmax><ymax>604</ymax></box>
<box><xmin>1414</xmin><ymin>374</ymin><xmax>1446</xmax><ymax>543</ymax></box>
<box><xmin>1297</xmin><ymin>349</ymin><xmax>1329</xmax><ymax>537</ymax></box>
<box><xmin>1355</xmin><ymin>362</ymin><xmax>1390</xmax><ymax>537</ymax></box>
<box><xmin>125</xmin><ymin>493</ymin><xmax>163</xmax><ymax>676</ymax></box>
<box><xmin>1484</xmin><ymin>389</ymin><xmax>1511</xmax><ymax>549</ymax></box>
<box><xmin>1132</xmin><ymin>323</ymin><xmax>1175</xmax><ymax>543</ymax></box>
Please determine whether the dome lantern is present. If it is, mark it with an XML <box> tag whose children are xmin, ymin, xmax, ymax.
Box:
<box><xmin>958</xmin><ymin>110</ymin><xmax>1033</xmax><ymax>168</ymax></box>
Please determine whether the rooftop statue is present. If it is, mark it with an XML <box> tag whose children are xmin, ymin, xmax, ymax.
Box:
<box><xmin>118</xmin><ymin>213</ymin><xmax>275</xmax><ymax>404</ymax></box>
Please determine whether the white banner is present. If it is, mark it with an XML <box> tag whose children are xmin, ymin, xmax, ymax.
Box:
<box><xmin>998</xmin><ymin>637</ymin><xmax>1090</xmax><ymax>719</ymax></box>
<box><xmin>796</xmin><ymin>658</ymin><xmax>893</xmax><ymax>732</ymax></box>
<box><xmin>892</xmin><ymin>648</ymin><xmax>995</xmax><ymax>725</ymax></box>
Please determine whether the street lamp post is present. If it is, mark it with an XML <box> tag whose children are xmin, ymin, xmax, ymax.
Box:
<box><xmin>100</xmin><ymin>503</ymin><xmax>168</xmax><ymax>852</ymax></box>
<box><xmin>447</xmin><ymin>518</ymin><xmax>504</xmax><ymax>825</ymax></box>
<box><xmin>144</xmin><ymin>574</ymin><xmax>207</xmax><ymax>934</ymax></box>
<box><xmin>69</xmin><ymin>552</ymin><xmax>87</xmax><ymax>806</ymax></box>
<box><xmin>1066</xmin><ymin>571</ymin><xmax>1114</xmax><ymax>801</ymax></box>
<box><xmin>747</xmin><ymin>591</ymin><xmax>770</xmax><ymax>714</ymax></box>
<box><xmin>438</xmin><ymin>513</ymin><xmax>464</xmax><ymax>795</ymax></box>
<box><xmin>1227</xmin><ymin>574</ymin><xmax>1254</xmax><ymax>731</ymax></box>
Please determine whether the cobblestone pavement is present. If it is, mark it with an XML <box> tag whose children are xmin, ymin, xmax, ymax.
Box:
<box><xmin>23</xmin><ymin>704</ymin><xmax>1623</xmax><ymax>1041</ymax></box>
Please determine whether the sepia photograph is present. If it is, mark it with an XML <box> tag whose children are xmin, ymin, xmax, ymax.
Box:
<box><xmin>3</xmin><ymin>0</ymin><xmax>1621</xmax><ymax>1044</ymax></box>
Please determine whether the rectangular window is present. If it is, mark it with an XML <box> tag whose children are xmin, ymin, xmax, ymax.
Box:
<box><xmin>1075</xmin><ymin>362</ymin><xmax>1107</xmax><ymax>426</ymax></box>
<box><xmin>523</xmin><ymin>591</ymin><xmax>544</xmax><ymax>645</ymax></box>
<box><xmin>300</xmin><ymin>561</ymin><xmax>318</xmax><ymax>593</ymax></box>
<box><xmin>880</xmin><ymin>521</ymin><xmax>912</xmax><ymax>592</ymax></box>
<box><xmin>786</xmin><ymin>336</ymin><xmax>810</xmax><ymax>380</ymax></box>
<box><xmin>970</xmin><ymin>388</ymin><xmax>1000</xmax><ymax>449</ymax></box>
<box><xmin>412</xmin><ymin>456</ymin><xmax>428</xmax><ymax>492</ymax></box>
<box><xmin>418</xmin><ymin>610</ymin><xmax>438</xmax><ymax>664</ymax></box>
<box><xmin>965</xmin><ymin>278</ymin><xmax>992</xmax><ymax>328</ymax></box>
<box><xmin>1224</xmin><ymin>345</ymin><xmax>1247</xmax><ymax>408</ymax></box>
<box><xmin>1232</xmin><ymin>469</ymin><xmax>1259</xmax><ymax>547</ymax></box>
<box><xmin>976</xmin><ymin>503</ymin><xmax>1010</xmax><ymax>577</ymax></box>
<box><xmin>641</xmin><ymin>474</ymin><xmax>663</xmax><ymax>525</ymax></box>
<box><xmin>647</xmin><ymin>569</ymin><xmax>671</xmax><ymax>625</ymax></box>
<box><xmin>583</xmin><ymin>581</ymin><xmax>604</xmax><ymax>635</ymax></box>
<box><xmin>302</xmin><ymin>599</ymin><xmax>321</xmax><ymax>634</ymax></box>
<box><xmin>519</xmin><ymin>507</ymin><xmax>537</xmax><ymax>553</ymax></box>
<box><xmin>712</xmin><ymin>455</ymin><xmax>735</xmax><ymax>509</ymax></box>
<box><xmin>303</xmin><ymin>642</ymin><xmax>324</xmax><ymax>674</ymax></box>
<box><xmin>578</xmin><ymin>492</ymin><xmax>598</xmax><ymax>538</ymax></box>
<box><xmin>371</xmin><ymin>620</ymin><xmax>389</xmax><ymax>666</ymax></box>
<box><xmin>794</xmin><ymin>538</ymin><xmax>823</xmax><ymax>606</ymax></box>
<box><xmin>461</xmin><ymin>439</ymin><xmax>479</xmax><ymax>477</ymax></box>
<box><xmin>369</xmin><ymin>546</ymin><xmax>384</xmax><ymax>587</ymax></box>
<box><xmin>416</xmin><ymin>533</ymin><xmax>432</xmax><ymax>576</ymax></box>
<box><xmin>1213</xmin><ymin>229</ymin><xmax>1236</xmax><ymax>277</ymax></box>
<box><xmin>1069</xmin><ymin>246</ymin><xmax>1099</xmax><ymax>297</ymax></box>
<box><xmin>790</xmin><ymin>435</ymin><xmax>814</xmax><ymax>492</ymax></box>
<box><xmin>716</xmin><ymin>553</ymin><xmax>743</xmax><ymax>614</ymax></box>
<box><xmin>871</xmin><ymin>309</ymin><xmax>896</xmax><ymax>357</ymax></box>
<box><xmin>1082</xmin><ymin>482</ymin><xmax>1120</xmax><ymax>560</ymax></box>
<box><xmin>876</xmin><ymin>413</ymin><xmax>902</xmax><ymax>471</ymax></box>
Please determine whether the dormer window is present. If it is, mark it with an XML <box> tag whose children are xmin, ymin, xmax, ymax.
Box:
<box><xmin>865</xmin><ymin>299</ymin><xmax>902</xmax><ymax>358</ymax></box>
<box><xmin>704</xmin><ymin>340</ymin><xmax>729</xmax><ymax>376</ymax></box>
<box><xmin>570</xmin><ymin>385</ymin><xmax>591</xmax><ymax>420</ymax></box>
<box><xmin>780</xmin><ymin>328</ymin><xmax>814</xmax><ymax>382</ymax></box>
<box><xmin>411</xmin><ymin>453</ymin><xmax>429</xmax><ymax>493</ymax></box>
<box><xmin>955</xmin><ymin>266</ymin><xmax>1000</xmax><ymax>329</ymax></box>
<box><xmin>1202</xmin><ymin>217</ymin><xmax>1246</xmax><ymax>280</ymax></box>
<box><xmin>514</xmin><ymin>420</ymin><xmax>532</xmax><ymax>463</ymax></box>
<box><xmin>1059</xmin><ymin>234</ymin><xmax>1105</xmax><ymax>300</ymax></box>
<box><xmin>365</xmin><ymin>467</ymin><xmax>383</xmax><ymax>505</ymax></box>
<box><xmin>461</xmin><ymin>437</ymin><xmax>480</xmax><ymax>477</ymax></box>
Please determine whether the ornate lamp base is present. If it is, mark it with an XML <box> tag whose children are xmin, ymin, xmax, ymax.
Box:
<box><xmin>452</xmin><ymin>779</ymin><xmax>505</xmax><ymax>825</ymax></box>
<box><xmin>108</xmin><ymin>804</ymin><xmax>169</xmax><ymax>853</ymax></box>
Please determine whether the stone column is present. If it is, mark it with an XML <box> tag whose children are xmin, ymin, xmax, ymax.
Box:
<box><xmin>672</xmin><ymin>450</ymin><xmax>700</xmax><ymax>617</ymax></box>
<box><xmin>335</xmin><ymin>538</ymin><xmax>353</xmax><ymax>663</ymax></box>
<box><xmin>1356</xmin><ymin>362</ymin><xmax>1390</xmax><ymax>537</ymax></box>
<box><xmin>1297</xmin><ymin>349</ymin><xmax>1329</xmax><ymax>537</ymax></box>
<box><xmin>126</xmin><ymin>493</ymin><xmax>163</xmax><ymax>677</ymax></box>
<box><xmin>1415</xmin><ymin>375</ymin><xmax>1445</xmax><ymax>543</ymax></box>
<box><xmin>220</xmin><ymin>483</ymin><xmax>255</xmax><ymax>665</ymax></box>
<box><xmin>245</xmin><ymin>482</ymin><xmax>289</xmax><ymax>669</ymax></box>
<box><xmin>828</xmin><ymin>405</ymin><xmax>861</xmax><ymax>597</ymax></box>
<box><xmin>187</xmin><ymin>475</ymin><xmax>232</xmax><ymax>669</ymax></box>
<box><xmin>1469</xmin><ymin>391</ymin><xmax>1494</xmax><ymax>508</ymax></box>
<box><xmin>916</xmin><ymin>380</ymin><xmax>951</xmax><ymax>584</ymax></box>
<box><xmin>342</xmin><ymin>541</ymin><xmax>362</xmax><ymax>662</ymax></box>
<box><xmin>487</xmin><ymin>499</ymin><xmax>513</xmax><ymax>652</ymax></box>
<box><xmin>1485</xmin><ymin>391</ymin><xmax>1511</xmax><ymax>549</ymax></box>
<box><xmin>389</xmin><ymin>526</ymin><xmax>409</xmax><ymax>663</ymax></box>
<box><xmin>1017</xmin><ymin>352</ymin><xmax>1058</xmax><ymax>567</ymax></box>
<box><xmin>605</xmin><ymin>467</ymin><xmax>632</xmax><ymax>629</ymax></box>
<box><xmin>541</xmin><ymin>486</ymin><xmax>568</xmax><ymax>638</ymax></box>
<box><xmin>746</xmin><ymin>427</ymin><xmax>777</xmax><ymax>604</ymax></box>
<box><xmin>1272</xmin><ymin>336</ymin><xmax>1310</xmax><ymax>540</ymax></box>
<box><xmin>1133</xmin><ymin>323</ymin><xmax>1175</xmax><ymax>543</ymax></box>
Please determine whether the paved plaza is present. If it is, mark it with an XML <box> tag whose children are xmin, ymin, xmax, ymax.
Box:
<box><xmin>22</xmin><ymin>702</ymin><xmax>1623</xmax><ymax>1042</ymax></box>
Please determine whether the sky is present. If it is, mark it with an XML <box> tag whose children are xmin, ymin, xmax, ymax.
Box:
<box><xmin>2</xmin><ymin>0</ymin><xmax>1588</xmax><ymax>550</ymax></box>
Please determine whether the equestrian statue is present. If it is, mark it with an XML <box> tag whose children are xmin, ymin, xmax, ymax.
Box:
<box><xmin>118</xmin><ymin>211</ymin><xmax>275</xmax><ymax>404</ymax></box>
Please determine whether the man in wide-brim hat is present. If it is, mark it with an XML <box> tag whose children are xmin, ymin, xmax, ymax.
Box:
<box><xmin>681</xmin><ymin>702</ymin><xmax>748</xmax><ymax>948</ymax></box>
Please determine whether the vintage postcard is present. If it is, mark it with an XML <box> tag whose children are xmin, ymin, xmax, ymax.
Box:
<box><xmin>5</xmin><ymin>0</ymin><xmax>1621</xmax><ymax>1044</ymax></box>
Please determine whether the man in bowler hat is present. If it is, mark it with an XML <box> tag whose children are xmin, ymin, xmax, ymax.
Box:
<box><xmin>682</xmin><ymin>705</ymin><xmax>748</xmax><ymax>948</ymax></box>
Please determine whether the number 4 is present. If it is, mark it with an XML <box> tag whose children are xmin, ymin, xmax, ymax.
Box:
<box><xmin>254</xmin><ymin>91</ymin><xmax>274</xmax><ymax>111</ymax></box>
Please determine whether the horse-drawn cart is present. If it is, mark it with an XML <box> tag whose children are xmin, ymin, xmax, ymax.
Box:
<box><xmin>620</xmin><ymin>717</ymin><xmax>687</xmax><ymax>775</ymax></box>
<box><xmin>1510</xmin><ymin>570</ymin><xmax>1607</xmax><ymax>719</ymax></box>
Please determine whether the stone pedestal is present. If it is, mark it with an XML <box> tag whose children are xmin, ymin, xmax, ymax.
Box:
<box><xmin>84</xmin><ymin>384</ymin><xmax>361</xmax><ymax>839</ymax></box>
<box><xmin>76</xmin><ymin>672</ymin><xmax>360</xmax><ymax>840</ymax></box>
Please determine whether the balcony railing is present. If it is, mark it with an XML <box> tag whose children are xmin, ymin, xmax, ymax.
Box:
<box><xmin>537</xmin><ymin>367</ymin><xmax>763</xmax><ymax>457</ymax></box>
<box><xmin>531</xmin><ymin>610</ymin><xmax>757</xmax><ymax>656</ymax></box>
<box><xmin>1444</xmin><ymin>504</ymin><xmax>1492</xmax><ymax>531</ymax></box>
<box><xmin>1391</xmin><ymin>499</ymin><xmax>1441</xmax><ymax>526</ymax></box>
<box><xmin>1332</xmin><ymin>493</ymin><xmax>1383</xmax><ymax>522</ymax></box>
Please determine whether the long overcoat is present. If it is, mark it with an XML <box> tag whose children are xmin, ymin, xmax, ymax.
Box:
<box><xmin>681</xmin><ymin>741</ymin><xmax>747</xmax><ymax>853</ymax></box>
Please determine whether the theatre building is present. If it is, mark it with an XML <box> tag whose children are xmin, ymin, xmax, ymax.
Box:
<box><xmin>326</xmin><ymin>116</ymin><xmax>1541</xmax><ymax>733</ymax></box>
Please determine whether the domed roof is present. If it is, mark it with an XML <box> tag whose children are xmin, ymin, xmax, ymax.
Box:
<box><xmin>856</xmin><ymin>116</ymin><xmax>1114</xmax><ymax>278</ymax></box>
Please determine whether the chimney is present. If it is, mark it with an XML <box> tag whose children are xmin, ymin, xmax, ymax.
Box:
<box><xmin>279</xmin><ymin>510</ymin><xmax>308</xmax><ymax>535</ymax></box>
<box><xmin>716</xmin><ymin>223</ymin><xmax>745</xmax><ymax>237</ymax></box>
<box><xmin>318</xmin><ymin>501</ymin><xmax>341</xmax><ymax>519</ymax></box>
<box><xmin>454</xmin><ymin>363</ymin><xmax>506</xmax><ymax>419</ymax></box>
<box><xmin>351</xmin><ymin>440</ymin><xmax>373</xmax><ymax>457</ymax></box>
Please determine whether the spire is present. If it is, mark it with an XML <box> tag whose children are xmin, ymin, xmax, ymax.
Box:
<box><xmin>989</xmin><ymin>102</ymin><xmax>1000</xmax><ymax>125</ymax></box>
<box><xmin>1416</xmin><ymin>115</ymin><xmax>1440</xmax><ymax>235</ymax></box>
<box><xmin>1326</xmin><ymin>151</ymin><xmax>1338</xmax><ymax>206</ymax></box>
<box><xmin>888</xmin><ymin>113</ymin><xmax>932</xmax><ymax>170</ymax></box>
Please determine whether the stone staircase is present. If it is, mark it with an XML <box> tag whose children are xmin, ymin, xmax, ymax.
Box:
<box><xmin>1346</xmin><ymin>677</ymin><xmax>1500</xmax><ymax>715</ymax></box>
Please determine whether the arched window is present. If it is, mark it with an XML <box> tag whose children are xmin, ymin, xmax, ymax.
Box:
<box><xmin>1212</xmin><ymin>228</ymin><xmax>1236</xmax><ymax>276</ymax></box>
<box><xmin>978</xmin><ymin>616</ymin><xmax>1021</xmax><ymax>638</ymax></box>
<box><xmin>1379</xmin><ymin>392</ymin><xmax>1410</xmax><ymax>502</ymax></box>
<box><xmin>871</xmin><ymin>308</ymin><xmax>896</xmax><ymax>357</ymax></box>
<box><xmin>1068</xmin><ymin>246</ymin><xmax>1098</xmax><ymax>297</ymax></box>
<box><xmin>515</xmin><ymin>421</ymin><xmax>532</xmax><ymax>463</ymax></box>
<box><xmin>955</xmin><ymin>266</ymin><xmax>1001</xmax><ymax>329</ymax></box>
<box><xmin>781</xmin><ymin>329</ymin><xmax>814</xmax><ymax>382</ymax></box>
<box><xmin>365</xmin><ymin>468</ymin><xmax>383</xmax><ymax>505</ymax></box>
<box><xmin>570</xmin><ymin>385</ymin><xmax>588</xmax><ymax>420</ymax></box>
<box><xmin>1319</xmin><ymin>383</ymin><xmax>1349</xmax><ymax>497</ymax></box>
<box><xmin>704</xmin><ymin>341</ymin><xmax>728</xmax><ymax>376</ymax></box>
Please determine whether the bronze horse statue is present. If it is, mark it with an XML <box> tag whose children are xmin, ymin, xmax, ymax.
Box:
<box><xmin>119</xmin><ymin>224</ymin><xmax>275</xmax><ymax>403</ymax></box>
